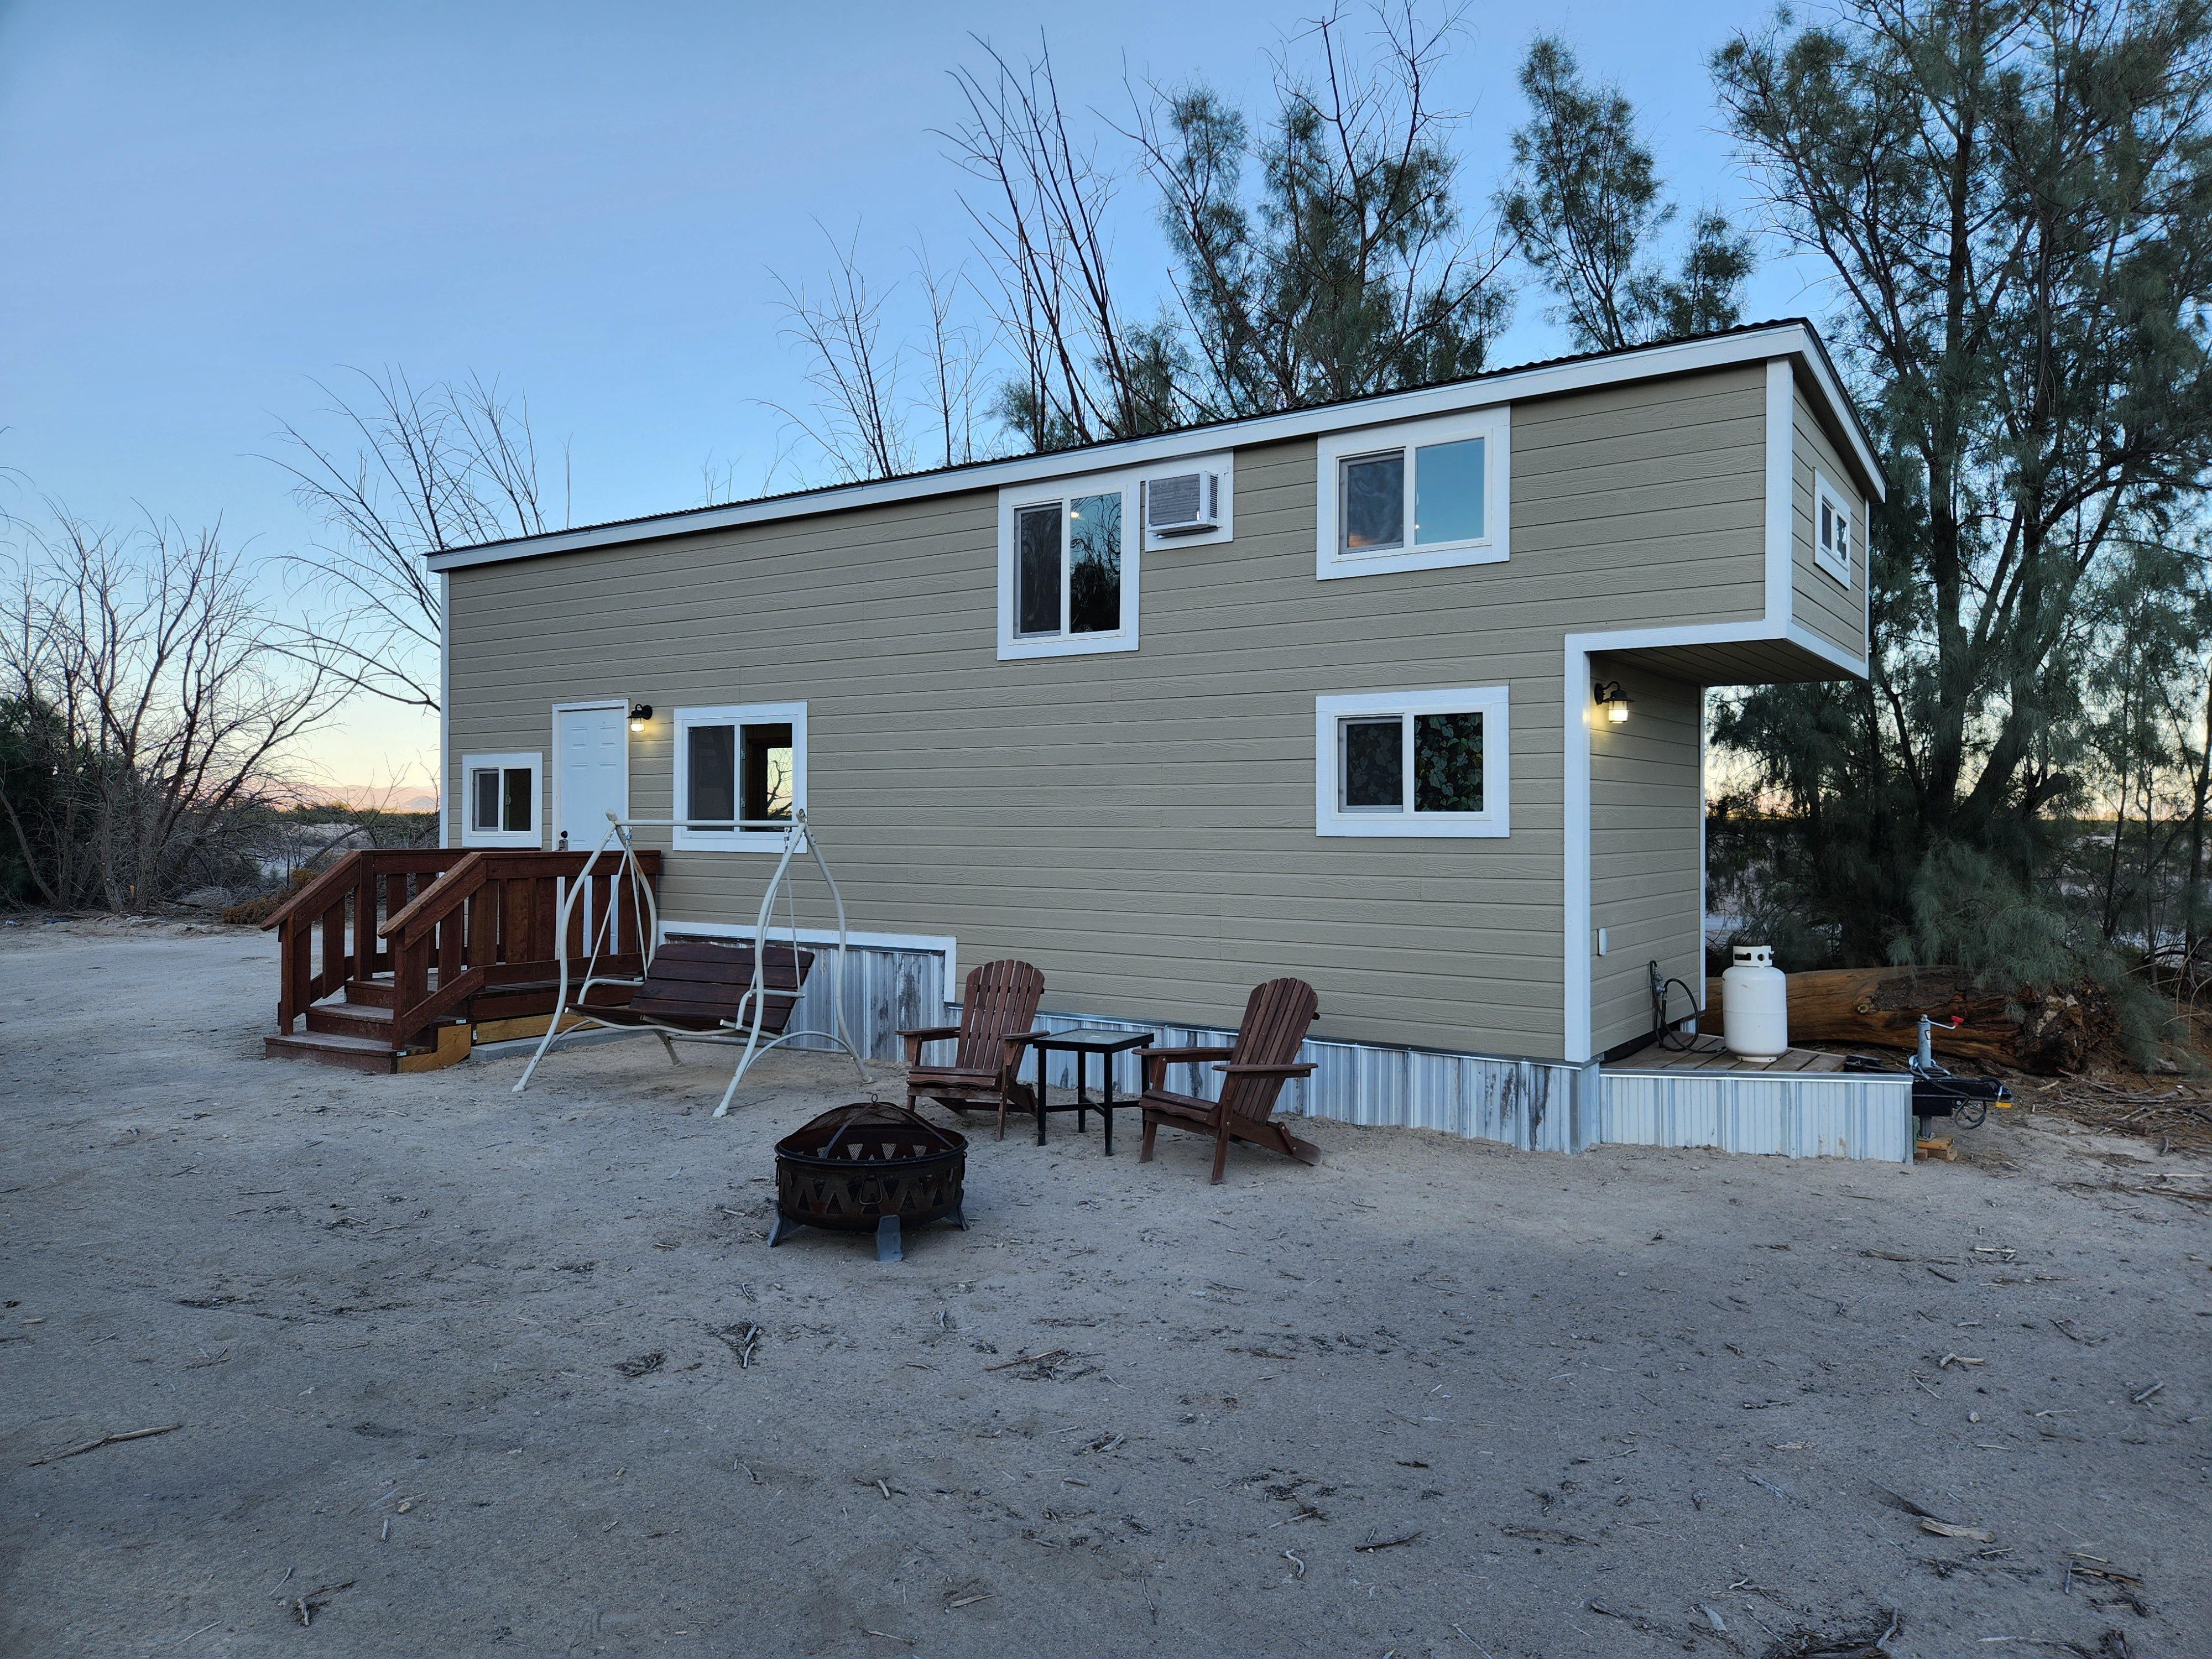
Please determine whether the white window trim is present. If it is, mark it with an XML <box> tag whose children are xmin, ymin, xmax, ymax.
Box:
<box><xmin>1316</xmin><ymin>406</ymin><xmax>1511</xmax><ymax>580</ymax></box>
<box><xmin>672</xmin><ymin>701</ymin><xmax>807</xmax><ymax>853</ymax></box>
<box><xmin>1313</xmin><ymin>686</ymin><xmax>1511</xmax><ymax>839</ymax></box>
<box><xmin>996</xmin><ymin>470</ymin><xmax>1141</xmax><ymax>660</ymax></box>
<box><xmin>1136</xmin><ymin>448</ymin><xmax>1235</xmax><ymax>551</ymax></box>
<box><xmin>1812</xmin><ymin>470</ymin><xmax>1853</xmax><ymax>587</ymax></box>
<box><xmin>460</xmin><ymin>752</ymin><xmax>544</xmax><ymax>849</ymax></box>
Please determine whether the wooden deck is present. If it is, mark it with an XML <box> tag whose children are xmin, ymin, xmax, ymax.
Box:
<box><xmin>260</xmin><ymin>847</ymin><xmax>659</xmax><ymax>1072</ymax></box>
<box><xmin>1605</xmin><ymin>1031</ymin><xmax>1847</xmax><ymax>1074</ymax></box>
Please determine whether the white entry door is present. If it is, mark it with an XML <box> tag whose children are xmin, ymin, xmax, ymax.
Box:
<box><xmin>554</xmin><ymin>703</ymin><xmax>629</xmax><ymax>853</ymax></box>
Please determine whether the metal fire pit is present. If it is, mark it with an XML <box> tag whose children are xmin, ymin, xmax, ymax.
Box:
<box><xmin>768</xmin><ymin>1100</ymin><xmax>967</xmax><ymax>1262</ymax></box>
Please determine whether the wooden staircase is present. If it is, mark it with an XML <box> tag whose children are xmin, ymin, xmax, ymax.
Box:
<box><xmin>259</xmin><ymin>848</ymin><xmax>659</xmax><ymax>1073</ymax></box>
<box><xmin>262</xmin><ymin>973</ymin><xmax>471</xmax><ymax>1074</ymax></box>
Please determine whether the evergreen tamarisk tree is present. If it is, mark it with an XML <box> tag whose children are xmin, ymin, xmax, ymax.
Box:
<box><xmin>1126</xmin><ymin>8</ymin><xmax>1516</xmax><ymax>421</ymax></box>
<box><xmin>1710</xmin><ymin>0</ymin><xmax>2212</xmax><ymax>971</ymax></box>
<box><xmin>1499</xmin><ymin>35</ymin><xmax>1757</xmax><ymax>352</ymax></box>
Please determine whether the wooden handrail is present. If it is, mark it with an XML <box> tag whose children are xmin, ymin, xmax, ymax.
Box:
<box><xmin>265</xmin><ymin>846</ymin><xmax>662</xmax><ymax>1050</ymax></box>
<box><xmin>378</xmin><ymin>849</ymin><xmax>662</xmax><ymax>947</ymax></box>
<box><xmin>378</xmin><ymin>848</ymin><xmax>663</xmax><ymax>1051</ymax></box>
<box><xmin>377</xmin><ymin>851</ymin><xmax>482</xmax><ymax>945</ymax></box>
<box><xmin>264</xmin><ymin>849</ymin><xmax>465</xmax><ymax>1034</ymax></box>
<box><xmin>258</xmin><ymin>849</ymin><xmax>368</xmax><ymax>932</ymax></box>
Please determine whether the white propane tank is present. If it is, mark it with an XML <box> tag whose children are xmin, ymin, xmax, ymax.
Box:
<box><xmin>1721</xmin><ymin>945</ymin><xmax>1789</xmax><ymax>1061</ymax></box>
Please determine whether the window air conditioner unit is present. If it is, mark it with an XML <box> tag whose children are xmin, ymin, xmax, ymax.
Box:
<box><xmin>1144</xmin><ymin>471</ymin><xmax>1221</xmax><ymax>536</ymax></box>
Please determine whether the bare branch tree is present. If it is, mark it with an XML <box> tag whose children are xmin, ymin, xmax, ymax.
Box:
<box><xmin>946</xmin><ymin>34</ymin><xmax>1186</xmax><ymax>449</ymax></box>
<box><xmin>266</xmin><ymin>368</ymin><xmax>557</xmax><ymax>714</ymax></box>
<box><xmin>912</xmin><ymin>241</ymin><xmax>992</xmax><ymax>468</ymax></box>
<box><xmin>764</xmin><ymin>224</ymin><xmax>914</xmax><ymax>482</ymax></box>
<box><xmin>1</xmin><ymin>511</ymin><xmax>343</xmax><ymax>910</ymax></box>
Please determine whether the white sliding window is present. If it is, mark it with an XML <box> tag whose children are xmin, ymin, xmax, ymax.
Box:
<box><xmin>460</xmin><ymin>752</ymin><xmax>543</xmax><ymax>848</ymax></box>
<box><xmin>673</xmin><ymin>702</ymin><xmax>806</xmax><ymax>852</ymax></box>
<box><xmin>998</xmin><ymin>476</ymin><xmax>1139</xmax><ymax>659</ymax></box>
<box><xmin>1316</xmin><ymin>408</ymin><xmax>1510</xmax><ymax>580</ymax></box>
<box><xmin>1313</xmin><ymin>687</ymin><xmax>1510</xmax><ymax>838</ymax></box>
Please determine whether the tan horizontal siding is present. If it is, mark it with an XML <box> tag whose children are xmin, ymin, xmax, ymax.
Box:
<box><xmin>1791</xmin><ymin>377</ymin><xmax>1866</xmax><ymax>660</ymax></box>
<box><xmin>1587</xmin><ymin>661</ymin><xmax>1704</xmax><ymax>1053</ymax></box>
<box><xmin>447</xmin><ymin>364</ymin><xmax>1771</xmax><ymax>1060</ymax></box>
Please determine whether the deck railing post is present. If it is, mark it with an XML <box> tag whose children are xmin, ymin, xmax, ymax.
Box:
<box><xmin>276</xmin><ymin>914</ymin><xmax>300</xmax><ymax>1033</ymax></box>
<box><xmin>354</xmin><ymin>860</ymin><xmax>377</xmax><ymax>982</ymax></box>
<box><xmin>392</xmin><ymin>933</ymin><xmax>427</xmax><ymax>1052</ymax></box>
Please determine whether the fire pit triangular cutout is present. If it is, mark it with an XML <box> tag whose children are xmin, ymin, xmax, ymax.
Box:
<box><xmin>768</xmin><ymin>1100</ymin><xmax>967</xmax><ymax>1262</ymax></box>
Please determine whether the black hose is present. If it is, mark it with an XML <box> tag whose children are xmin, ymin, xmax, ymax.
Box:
<box><xmin>1651</xmin><ymin>971</ymin><xmax>1702</xmax><ymax>1050</ymax></box>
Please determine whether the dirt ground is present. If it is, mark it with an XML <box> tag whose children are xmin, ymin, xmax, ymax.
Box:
<box><xmin>2</xmin><ymin>920</ymin><xmax>2206</xmax><ymax>1658</ymax></box>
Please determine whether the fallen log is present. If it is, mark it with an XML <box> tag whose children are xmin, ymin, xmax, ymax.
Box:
<box><xmin>1703</xmin><ymin>966</ymin><xmax>2115</xmax><ymax>1075</ymax></box>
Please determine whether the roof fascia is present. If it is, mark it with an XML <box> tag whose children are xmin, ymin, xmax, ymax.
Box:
<box><xmin>430</xmin><ymin>323</ymin><xmax>1879</xmax><ymax>572</ymax></box>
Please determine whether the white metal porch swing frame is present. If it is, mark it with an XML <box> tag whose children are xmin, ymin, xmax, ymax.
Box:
<box><xmin>511</xmin><ymin>806</ymin><xmax>869</xmax><ymax>1115</ymax></box>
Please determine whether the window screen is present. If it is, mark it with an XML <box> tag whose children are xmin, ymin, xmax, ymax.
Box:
<box><xmin>472</xmin><ymin>768</ymin><xmax>500</xmax><ymax>832</ymax></box>
<box><xmin>1342</xmin><ymin>453</ymin><xmax>1406</xmax><ymax>551</ymax></box>
<box><xmin>687</xmin><ymin>725</ymin><xmax>736</xmax><ymax>827</ymax></box>
<box><xmin>1016</xmin><ymin>504</ymin><xmax>1062</xmax><ymax>636</ymax></box>
<box><xmin>1340</xmin><ymin>717</ymin><xmax>1405</xmax><ymax>810</ymax></box>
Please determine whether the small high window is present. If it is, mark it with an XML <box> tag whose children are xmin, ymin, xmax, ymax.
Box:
<box><xmin>674</xmin><ymin>703</ymin><xmax>806</xmax><ymax>851</ymax></box>
<box><xmin>1314</xmin><ymin>688</ymin><xmax>1510</xmax><ymax>838</ymax></box>
<box><xmin>460</xmin><ymin>753</ymin><xmax>542</xmax><ymax>848</ymax></box>
<box><xmin>1813</xmin><ymin>471</ymin><xmax>1853</xmax><ymax>586</ymax></box>
<box><xmin>1317</xmin><ymin>410</ymin><xmax>1509</xmax><ymax>580</ymax></box>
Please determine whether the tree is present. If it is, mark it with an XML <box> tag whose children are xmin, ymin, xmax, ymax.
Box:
<box><xmin>767</xmin><ymin>226</ymin><xmax>912</xmax><ymax>483</ymax></box>
<box><xmin>0</xmin><ymin>513</ymin><xmax>342</xmax><ymax>910</ymax></box>
<box><xmin>1500</xmin><ymin>35</ymin><xmax>1754</xmax><ymax>351</ymax></box>
<box><xmin>1131</xmin><ymin>4</ymin><xmax>1514</xmax><ymax>418</ymax></box>
<box><xmin>1711</xmin><ymin>0</ymin><xmax>2212</xmax><ymax>965</ymax></box>
<box><xmin>765</xmin><ymin>231</ymin><xmax>995</xmax><ymax>482</ymax></box>
<box><xmin>269</xmin><ymin>369</ymin><xmax>560</xmax><ymax>714</ymax></box>
<box><xmin>948</xmin><ymin>36</ymin><xmax>1185</xmax><ymax>450</ymax></box>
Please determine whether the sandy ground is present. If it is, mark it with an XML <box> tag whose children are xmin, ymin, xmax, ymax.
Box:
<box><xmin>1</xmin><ymin>920</ymin><xmax>2206</xmax><ymax>1659</ymax></box>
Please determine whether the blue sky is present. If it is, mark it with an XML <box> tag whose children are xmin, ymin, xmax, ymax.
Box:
<box><xmin>0</xmin><ymin>0</ymin><xmax>1829</xmax><ymax>792</ymax></box>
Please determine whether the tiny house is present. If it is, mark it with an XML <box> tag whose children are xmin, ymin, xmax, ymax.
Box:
<box><xmin>432</xmin><ymin>321</ymin><xmax>1909</xmax><ymax>1158</ymax></box>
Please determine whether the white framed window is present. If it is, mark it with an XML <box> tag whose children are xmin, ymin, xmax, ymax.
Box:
<box><xmin>460</xmin><ymin>753</ymin><xmax>542</xmax><ymax>849</ymax></box>
<box><xmin>1313</xmin><ymin>686</ymin><xmax>1510</xmax><ymax>838</ymax></box>
<box><xmin>997</xmin><ymin>472</ymin><xmax>1139</xmax><ymax>660</ymax></box>
<box><xmin>672</xmin><ymin>702</ymin><xmax>805</xmax><ymax>852</ymax></box>
<box><xmin>1813</xmin><ymin>471</ymin><xmax>1853</xmax><ymax>586</ymax></box>
<box><xmin>1315</xmin><ymin>408</ymin><xmax>1510</xmax><ymax>580</ymax></box>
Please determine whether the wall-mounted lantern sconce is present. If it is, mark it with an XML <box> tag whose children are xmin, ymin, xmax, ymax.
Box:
<box><xmin>1593</xmin><ymin>680</ymin><xmax>1632</xmax><ymax>724</ymax></box>
<box><xmin>628</xmin><ymin>702</ymin><xmax>653</xmax><ymax>734</ymax></box>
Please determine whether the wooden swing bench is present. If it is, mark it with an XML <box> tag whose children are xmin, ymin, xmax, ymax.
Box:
<box><xmin>531</xmin><ymin>938</ymin><xmax>815</xmax><ymax>1108</ymax></box>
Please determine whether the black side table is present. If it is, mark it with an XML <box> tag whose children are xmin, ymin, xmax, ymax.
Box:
<box><xmin>1029</xmin><ymin>1030</ymin><xmax>1155</xmax><ymax>1153</ymax></box>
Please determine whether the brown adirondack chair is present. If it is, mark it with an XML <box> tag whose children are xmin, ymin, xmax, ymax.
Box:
<box><xmin>898</xmin><ymin>959</ymin><xmax>1048</xmax><ymax>1140</ymax></box>
<box><xmin>1138</xmin><ymin>978</ymin><xmax>1323</xmax><ymax>1183</ymax></box>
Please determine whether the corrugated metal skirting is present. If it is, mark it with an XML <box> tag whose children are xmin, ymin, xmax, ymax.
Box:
<box><xmin>1599</xmin><ymin>1070</ymin><xmax>1914</xmax><ymax>1161</ymax></box>
<box><xmin>713</xmin><ymin>940</ymin><xmax>1908</xmax><ymax>1162</ymax></box>
<box><xmin>1024</xmin><ymin>1010</ymin><xmax>1600</xmax><ymax>1156</ymax></box>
